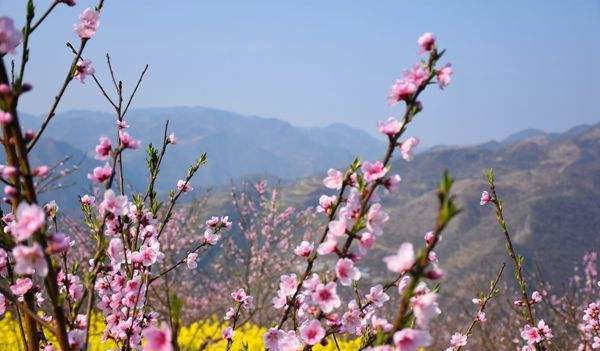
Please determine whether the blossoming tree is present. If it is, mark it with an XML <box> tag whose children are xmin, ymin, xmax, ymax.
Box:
<box><xmin>3</xmin><ymin>2</ymin><xmax>598</xmax><ymax>351</ymax></box>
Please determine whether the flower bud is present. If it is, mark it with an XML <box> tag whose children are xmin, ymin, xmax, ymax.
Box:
<box><xmin>21</xmin><ymin>83</ymin><xmax>33</xmax><ymax>92</ymax></box>
<box><xmin>4</xmin><ymin>185</ymin><xmax>17</xmax><ymax>198</ymax></box>
<box><xmin>0</xmin><ymin>84</ymin><xmax>11</xmax><ymax>96</ymax></box>
<box><xmin>25</xmin><ymin>129</ymin><xmax>34</xmax><ymax>142</ymax></box>
<box><xmin>0</xmin><ymin>111</ymin><xmax>12</xmax><ymax>125</ymax></box>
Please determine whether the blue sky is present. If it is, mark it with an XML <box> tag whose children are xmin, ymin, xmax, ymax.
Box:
<box><xmin>1</xmin><ymin>0</ymin><xmax>599</xmax><ymax>146</ymax></box>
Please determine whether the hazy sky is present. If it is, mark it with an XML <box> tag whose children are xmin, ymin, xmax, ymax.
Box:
<box><xmin>1</xmin><ymin>0</ymin><xmax>599</xmax><ymax>146</ymax></box>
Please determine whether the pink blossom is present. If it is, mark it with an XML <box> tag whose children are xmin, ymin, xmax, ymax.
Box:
<box><xmin>302</xmin><ymin>273</ymin><xmax>321</xmax><ymax>292</ymax></box>
<box><xmin>24</xmin><ymin>129</ymin><xmax>34</xmax><ymax>140</ymax></box>
<box><xmin>294</xmin><ymin>241</ymin><xmax>313</xmax><ymax>258</ymax></box>
<box><xmin>521</xmin><ymin>324</ymin><xmax>542</xmax><ymax>345</ymax></box>
<box><xmin>74</xmin><ymin>59</ymin><xmax>94</xmax><ymax>83</ymax></box>
<box><xmin>33</xmin><ymin>165</ymin><xmax>49</xmax><ymax>177</ymax></box>
<box><xmin>323</xmin><ymin>168</ymin><xmax>343</xmax><ymax>189</ymax></box>
<box><xmin>281</xmin><ymin>331</ymin><xmax>303</xmax><ymax>350</ymax></box>
<box><xmin>378</xmin><ymin>117</ymin><xmax>401</xmax><ymax>137</ymax></box>
<box><xmin>224</xmin><ymin>307</ymin><xmax>236</xmax><ymax>320</ymax></box>
<box><xmin>13</xmin><ymin>243</ymin><xmax>48</xmax><ymax>277</ymax></box>
<box><xmin>393</xmin><ymin>328</ymin><xmax>432</xmax><ymax>351</ymax></box>
<box><xmin>362</xmin><ymin>161</ymin><xmax>387</xmax><ymax>182</ymax></box>
<box><xmin>365</xmin><ymin>284</ymin><xmax>390</xmax><ymax>307</ymax></box>
<box><xmin>10</xmin><ymin>277</ymin><xmax>33</xmax><ymax>296</ymax></box>
<box><xmin>279</xmin><ymin>274</ymin><xmax>298</xmax><ymax>297</ymax></box>
<box><xmin>418</xmin><ymin>32</ymin><xmax>436</xmax><ymax>53</ymax></box>
<box><xmin>68</xmin><ymin>329</ymin><xmax>85</xmax><ymax>350</ymax></box>
<box><xmin>119</xmin><ymin>130</ymin><xmax>140</xmax><ymax>149</ymax></box>
<box><xmin>222</xmin><ymin>326</ymin><xmax>234</xmax><ymax>341</ymax></box>
<box><xmin>205</xmin><ymin>216</ymin><xmax>220</xmax><ymax>227</ymax></box>
<box><xmin>316</xmin><ymin>194</ymin><xmax>336</xmax><ymax>214</ymax></box>
<box><xmin>74</xmin><ymin>8</ymin><xmax>100</xmax><ymax>39</ymax></box>
<box><xmin>202</xmin><ymin>229</ymin><xmax>219</xmax><ymax>245</ymax></box>
<box><xmin>231</xmin><ymin>288</ymin><xmax>250</xmax><ymax>303</ymax></box>
<box><xmin>95</xmin><ymin>136</ymin><xmax>112</xmax><ymax>160</ymax></box>
<box><xmin>450</xmin><ymin>333</ymin><xmax>467</xmax><ymax>347</ymax></box>
<box><xmin>0</xmin><ymin>84</ymin><xmax>10</xmax><ymax>96</ymax></box>
<box><xmin>117</xmin><ymin>120</ymin><xmax>129</xmax><ymax>129</ymax></box>
<box><xmin>0</xmin><ymin>166</ymin><xmax>17</xmax><ymax>179</ymax></box>
<box><xmin>437</xmin><ymin>63</ymin><xmax>453</xmax><ymax>89</ymax></box>
<box><xmin>99</xmin><ymin>189</ymin><xmax>128</xmax><ymax>217</ymax></box>
<box><xmin>142</xmin><ymin>323</ymin><xmax>173</xmax><ymax>351</ymax></box>
<box><xmin>186</xmin><ymin>253</ymin><xmax>198</xmax><ymax>269</ymax></box>
<box><xmin>425</xmin><ymin>263</ymin><xmax>444</xmax><ymax>280</ymax></box>
<box><xmin>14</xmin><ymin>202</ymin><xmax>45</xmax><ymax>242</ymax></box>
<box><xmin>383</xmin><ymin>174</ymin><xmax>401</xmax><ymax>193</ymax></box>
<box><xmin>366</xmin><ymin>203</ymin><xmax>389</xmax><ymax>236</ymax></box>
<box><xmin>43</xmin><ymin>201</ymin><xmax>59</xmax><ymax>219</ymax></box>
<box><xmin>176</xmin><ymin>179</ymin><xmax>192</xmax><ymax>192</ymax></box>
<box><xmin>424</xmin><ymin>231</ymin><xmax>435</xmax><ymax>246</ymax></box>
<box><xmin>80</xmin><ymin>194</ymin><xmax>95</xmax><ymax>205</ymax></box>
<box><xmin>47</xmin><ymin>233</ymin><xmax>72</xmax><ymax>255</ymax></box>
<box><xmin>328</xmin><ymin>219</ymin><xmax>347</xmax><ymax>237</ymax></box>
<box><xmin>388</xmin><ymin>79</ymin><xmax>417</xmax><ymax>105</ymax></box>
<box><xmin>312</xmin><ymin>282</ymin><xmax>341</xmax><ymax>313</ymax></box>
<box><xmin>271</xmin><ymin>293</ymin><xmax>287</xmax><ymax>310</ymax></box>
<box><xmin>4</xmin><ymin>185</ymin><xmax>17</xmax><ymax>198</ymax></box>
<box><xmin>404</xmin><ymin>64</ymin><xmax>429</xmax><ymax>88</ymax></box>
<box><xmin>299</xmin><ymin>319</ymin><xmax>325</xmax><ymax>345</ymax></box>
<box><xmin>359</xmin><ymin>232</ymin><xmax>375</xmax><ymax>252</ymax></box>
<box><xmin>476</xmin><ymin>311</ymin><xmax>486</xmax><ymax>322</ymax></box>
<box><xmin>87</xmin><ymin>163</ymin><xmax>112</xmax><ymax>183</ymax></box>
<box><xmin>167</xmin><ymin>133</ymin><xmax>177</xmax><ymax>144</ymax></box>
<box><xmin>0</xmin><ymin>249</ymin><xmax>7</xmax><ymax>276</ymax></box>
<box><xmin>0</xmin><ymin>17</ymin><xmax>23</xmax><ymax>54</ymax></box>
<box><xmin>531</xmin><ymin>291</ymin><xmax>542</xmax><ymax>304</ymax></box>
<box><xmin>480</xmin><ymin>191</ymin><xmax>492</xmax><ymax>205</ymax></box>
<box><xmin>0</xmin><ymin>111</ymin><xmax>12</xmax><ymax>125</ymax></box>
<box><xmin>411</xmin><ymin>292</ymin><xmax>441</xmax><ymax>328</ymax></box>
<box><xmin>263</xmin><ymin>328</ymin><xmax>283</xmax><ymax>350</ymax></box>
<box><xmin>0</xmin><ymin>293</ymin><xmax>5</xmax><ymax>315</ymax></box>
<box><xmin>317</xmin><ymin>235</ymin><xmax>338</xmax><ymax>255</ymax></box>
<box><xmin>384</xmin><ymin>242</ymin><xmax>415</xmax><ymax>273</ymax></box>
<box><xmin>107</xmin><ymin>238</ymin><xmax>125</xmax><ymax>268</ymax></box>
<box><xmin>537</xmin><ymin>320</ymin><xmax>553</xmax><ymax>340</ymax></box>
<box><xmin>336</xmin><ymin>258</ymin><xmax>361</xmax><ymax>286</ymax></box>
<box><xmin>220</xmin><ymin>216</ymin><xmax>232</xmax><ymax>229</ymax></box>
<box><xmin>58</xmin><ymin>272</ymin><xmax>83</xmax><ymax>300</ymax></box>
<box><xmin>341</xmin><ymin>306</ymin><xmax>364</xmax><ymax>335</ymax></box>
<box><xmin>371</xmin><ymin>316</ymin><xmax>392</xmax><ymax>332</ymax></box>
<box><xmin>400</xmin><ymin>137</ymin><xmax>420</xmax><ymax>161</ymax></box>
<box><xmin>132</xmin><ymin>242</ymin><xmax>161</xmax><ymax>267</ymax></box>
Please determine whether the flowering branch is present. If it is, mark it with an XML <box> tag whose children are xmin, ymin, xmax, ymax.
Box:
<box><xmin>156</xmin><ymin>153</ymin><xmax>207</xmax><ymax>239</ymax></box>
<box><xmin>483</xmin><ymin>169</ymin><xmax>547</xmax><ymax>351</ymax></box>
<box><xmin>27</xmin><ymin>0</ymin><xmax>106</xmax><ymax>152</ymax></box>
<box><xmin>385</xmin><ymin>171</ymin><xmax>459</xmax><ymax>338</ymax></box>
<box><xmin>452</xmin><ymin>263</ymin><xmax>505</xmax><ymax>351</ymax></box>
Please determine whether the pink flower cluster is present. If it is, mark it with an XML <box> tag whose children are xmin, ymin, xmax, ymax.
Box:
<box><xmin>0</xmin><ymin>16</ymin><xmax>22</xmax><ymax>54</ymax></box>
<box><xmin>74</xmin><ymin>8</ymin><xmax>100</xmax><ymax>39</ymax></box>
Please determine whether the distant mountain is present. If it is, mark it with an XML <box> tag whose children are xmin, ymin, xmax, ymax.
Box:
<box><xmin>500</xmin><ymin>128</ymin><xmax>546</xmax><ymax>144</ymax></box>
<box><xmin>20</xmin><ymin>107</ymin><xmax>384</xmax><ymax>194</ymax></box>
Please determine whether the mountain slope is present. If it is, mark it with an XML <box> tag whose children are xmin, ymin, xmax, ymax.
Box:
<box><xmin>274</xmin><ymin>122</ymin><xmax>600</xmax><ymax>295</ymax></box>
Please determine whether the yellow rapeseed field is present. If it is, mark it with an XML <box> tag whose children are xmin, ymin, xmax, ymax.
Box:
<box><xmin>0</xmin><ymin>313</ymin><xmax>361</xmax><ymax>350</ymax></box>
